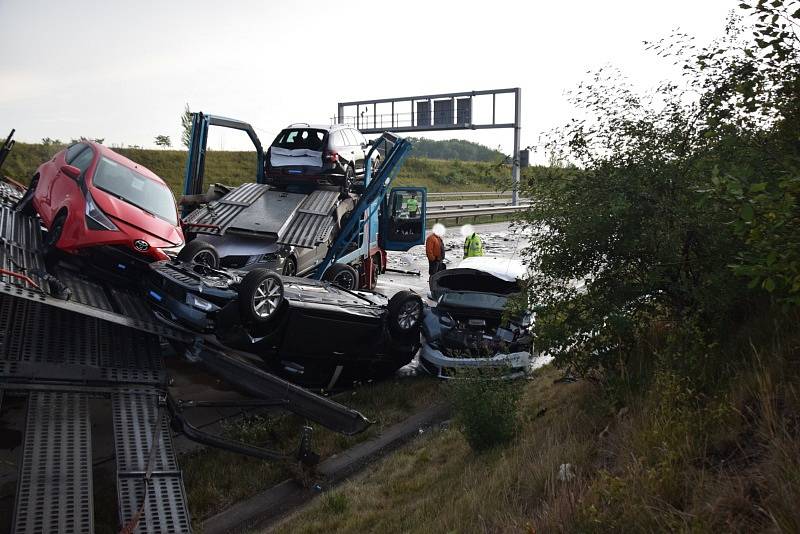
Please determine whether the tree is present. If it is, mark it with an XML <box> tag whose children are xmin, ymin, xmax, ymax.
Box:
<box><xmin>514</xmin><ymin>1</ymin><xmax>800</xmax><ymax>385</ymax></box>
<box><xmin>70</xmin><ymin>136</ymin><xmax>104</xmax><ymax>144</ymax></box>
<box><xmin>154</xmin><ymin>135</ymin><xmax>172</xmax><ymax>149</ymax></box>
<box><xmin>181</xmin><ymin>103</ymin><xmax>192</xmax><ymax>149</ymax></box>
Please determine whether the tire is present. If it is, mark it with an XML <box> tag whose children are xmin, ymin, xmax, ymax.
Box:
<box><xmin>387</xmin><ymin>290</ymin><xmax>424</xmax><ymax>338</ymax></box>
<box><xmin>45</xmin><ymin>210</ymin><xmax>66</xmax><ymax>248</ymax></box>
<box><xmin>178</xmin><ymin>240</ymin><xmax>220</xmax><ymax>267</ymax></box>
<box><xmin>238</xmin><ymin>269</ymin><xmax>284</xmax><ymax>324</ymax></box>
<box><xmin>342</xmin><ymin>165</ymin><xmax>355</xmax><ymax>196</ymax></box>
<box><xmin>368</xmin><ymin>254</ymin><xmax>381</xmax><ymax>290</ymax></box>
<box><xmin>282</xmin><ymin>256</ymin><xmax>297</xmax><ymax>276</ymax></box>
<box><xmin>322</xmin><ymin>263</ymin><xmax>359</xmax><ymax>290</ymax></box>
<box><xmin>15</xmin><ymin>174</ymin><xmax>38</xmax><ymax>216</ymax></box>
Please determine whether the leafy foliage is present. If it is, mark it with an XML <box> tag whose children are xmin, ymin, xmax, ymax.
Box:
<box><xmin>154</xmin><ymin>134</ymin><xmax>171</xmax><ymax>148</ymax></box>
<box><xmin>517</xmin><ymin>1</ymin><xmax>800</xmax><ymax>385</ymax></box>
<box><xmin>447</xmin><ymin>371</ymin><xmax>523</xmax><ymax>452</ymax></box>
<box><xmin>181</xmin><ymin>103</ymin><xmax>192</xmax><ymax>149</ymax></box>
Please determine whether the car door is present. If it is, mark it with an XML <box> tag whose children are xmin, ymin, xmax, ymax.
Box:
<box><xmin>379</xmin><ymin>187</ymin><xmax>427</xmax><ymax>251</ymax></box>
<box><xmin>37</xmin><ymin>143</ymin><xmax>80</xmax><ymax>223</ymax></box>
<box><xmin>50</xmin><ymin>144</ymin><xmax>95</xmax><ymax>219</ymax></box>
<box><xmin>340</xmin><ymin>129</ymin><xmax>359</xmax><ymax>173</ymax></box>
<box><xmin>351</xmin><ymin>129</ymin><xmax>368</xmax><ymax>174</ymax></box>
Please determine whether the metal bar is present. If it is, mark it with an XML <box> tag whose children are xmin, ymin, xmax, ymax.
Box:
<box><xmin>338</xmin><ymin>88</ymin><xmax>518</xmax><ymax>107</ymax></box>
<box><xmin>356</xmin><ymin>122</ymin><xmax>516</xmax><ymax>134</ymax></box>
<box><xmin>167</xmin><ymin>395</ymin><xmax>317</xmax><ymax>465</ymax></box>
<box><xmin>194</xmin><ymin>340</ymin><xmax>371</xmax><ymax>436</ymax></box>
<box><xmin>14</xmin><ymin>391</ymin><xmax>93</xmax><ymax>534</ymax></box>
<box><xmin>512</xmin><ymin>88</ymin><xmax>522</xmax><ymax>206</ymax></box>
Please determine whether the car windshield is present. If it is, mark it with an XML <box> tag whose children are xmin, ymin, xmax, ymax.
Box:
<box><xmin>93</xmin><ymin>157</ymin><xmax>177</xmax><ymax>225</ymax></box>
<box><xmin>272</xmin><ymin>129</ymin><xmax>326</xmax><ymax>151</ymax></box>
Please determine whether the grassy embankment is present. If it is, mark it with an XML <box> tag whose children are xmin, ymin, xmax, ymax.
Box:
<box><xmin>272</xmin><ymin>335</ymin><xmax>800</xmax><ymax>533</ymax></box>
<box><xmin>1</xmin><ymin>142</ymin><xmax>513</xmax><ymax>196</ymax></box>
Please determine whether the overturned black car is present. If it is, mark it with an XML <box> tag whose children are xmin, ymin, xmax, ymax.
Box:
<box><xmin>146</xmin><ymin>259</ymin><xmax>424</xmax><ymax>389</ymax></box>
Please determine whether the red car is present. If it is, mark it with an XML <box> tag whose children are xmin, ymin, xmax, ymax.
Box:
<box><xmin>15</xmin><ymin>141</ymin><xmax>184</xmax><ymax>263</ymax></box>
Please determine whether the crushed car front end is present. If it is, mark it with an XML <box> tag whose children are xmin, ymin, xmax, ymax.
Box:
<box><xmin>420</xmin><ymin>258</ymin><xmax>535</xmax><ymax>379</ymax></box>
<box><xmin>146</xmin><ymin>260</ymin><xmax>240</xmax><ymax>332</ymax></box>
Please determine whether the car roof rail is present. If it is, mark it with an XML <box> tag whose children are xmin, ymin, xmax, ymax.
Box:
<box><xmin>288</xmin><ymin>122</ymin><xmax>311</xmax><ymax>127</ymax></box>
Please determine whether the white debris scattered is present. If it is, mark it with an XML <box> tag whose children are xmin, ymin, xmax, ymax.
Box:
<box><xmin>557</xmin><ymin>463</ymin><xmax>576</xmax><ymax>482</ymax></box>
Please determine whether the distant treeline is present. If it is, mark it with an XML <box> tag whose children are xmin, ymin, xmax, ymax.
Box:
<box><xmin>1</xmin><ymin>141</ymin><xmax>518</xmax><ymax>195</ymax></box>
<box><xmin>405</xmin><ymin>137</ymin><xmax>505</xmax><ymax>162</ymax></box>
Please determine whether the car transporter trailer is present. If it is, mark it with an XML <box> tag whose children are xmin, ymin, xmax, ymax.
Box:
<box><xmin>0</xmin><ymin>178</ymin><xmax>371</xmax><ymax>533</ymax></box>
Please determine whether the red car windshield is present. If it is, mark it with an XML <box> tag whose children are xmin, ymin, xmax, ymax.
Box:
<box><xmin>92</xmin><ymin>157</ymin><xmax>177</xmax><ymax>225</ymax></box>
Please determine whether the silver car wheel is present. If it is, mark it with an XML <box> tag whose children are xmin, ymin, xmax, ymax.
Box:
<box><xmin>252</xmin><ymin>277</ymin><xmax>282</xmax><ymax>319</ymax></box>
<box><xmin>397</xmin><ymin>300</ymin><xmax>421</xmax><ymax>330</ymax></box>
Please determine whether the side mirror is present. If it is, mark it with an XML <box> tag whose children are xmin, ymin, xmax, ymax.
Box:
<box><xmin>61</xmin><ymin>164</ymin><xmax>81</xmax><ymax>180</ymax></box>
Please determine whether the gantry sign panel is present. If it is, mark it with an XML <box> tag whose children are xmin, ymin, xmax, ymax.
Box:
<box><xmin>335</xmin><ymin>88</ymin><xmax>520</xmax><ymax>134</ymax></box>
<box><xmin>335</xmin><ymin>88</ymin><xmax>522</xmax><ymax>203</ymax></box>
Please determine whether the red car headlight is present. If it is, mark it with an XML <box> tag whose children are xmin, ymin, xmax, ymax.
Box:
<box><xmin>84</xmin><ymin>192</ymin><xmax>119</xmax><ymax>231</ymax></box>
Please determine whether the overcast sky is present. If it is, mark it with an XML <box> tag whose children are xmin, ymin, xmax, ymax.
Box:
<box><xmin>0</xmin><ymin>0</ymin><xmax>734</xmax><ymax>157</ymax></box>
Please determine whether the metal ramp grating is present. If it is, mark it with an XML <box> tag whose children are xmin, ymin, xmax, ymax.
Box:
<box><xmin>277</xmin><ymin>191</ymin><xmax>340</xmax><ymax>249</ymax></box>
<box><xmin>218</xmin><ymin>182</ymin><xmax>269</xmax><ymax>205</ymax></box>
<box><xmin>0</xmin><ymin>295</ymin><xmax>166</xmax><ymax>385</ymax></box>
<box><xmin>58</xmin><ymin>269</ymin><xmax>114</xmax><ymax>311</ymax></box>
<box><xmin>0</xmin><ymin>206</ymin><xmax>48</xmax><ymax>290</ymax></box>
<box><xmin>182</xmin><ymin>183</ymin><xmax>270</xmax><ymax>236</ymax></box>
<box><xmin>14</xmin><ymin>391</ymin><xmax>93</xmax><ymax>534</ymax></box>
<box><xmin>113</xmin><ymin>389</ymin><xmax>191</xmax><ymax>533</ymax></box>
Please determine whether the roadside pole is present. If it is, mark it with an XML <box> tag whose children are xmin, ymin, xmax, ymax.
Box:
<box><xmin>512</xmin><ymin>88</ymin><xmax>521</xmax><ymax>206</ymax></box>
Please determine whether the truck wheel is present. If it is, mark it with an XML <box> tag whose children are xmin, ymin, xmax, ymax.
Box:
<box><xmin>238</xmin><ymin>269</ymin><xmax>284</xmax><ymax>323</ymax></box>
<box><xmin>178</xmin><ymin>240</ymin><xmax>220</xmax><ymax>267</ymax></box>
<box><xmin>322</xmin><ymin>263</ymin><xmax>359</xmax><ymax>290</ymax></box>
<box><xmin>388</xmin><ymin>290</ymin><xmax>423</xmax><ymax>338</ymax></box>
<box><xmin>45</xmin><ymin>210</ymin><xmax>66</xmax><ymax>248</ymax></box>
<box><xmin>342</xmin><ymin>166</ymin><xmax>355</xmax><ymax>196</ymax></box>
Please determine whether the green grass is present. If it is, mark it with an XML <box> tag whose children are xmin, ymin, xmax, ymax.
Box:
<box><xmin>181</xmin><ymin>376</ymin><xmax>443</xmax><ymax>528</ymax></box>
<box><xmin>271</xmin><ymin>344</ymin><xmax>800</xmax><ymax>534</ymax></box>
<box><xmin>1</xmin><ymin>142</ymin><xmax>512</xmax><ymax>196</ymax></box>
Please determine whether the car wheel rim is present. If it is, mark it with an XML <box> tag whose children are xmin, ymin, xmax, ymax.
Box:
<box><xmin>253</xmin><ymin>278</ymin><xmax>281</xmax><ymax>319</ymax></box>
<box><xmin>194</xmin><ymin>250</ymin><xmax>216</xmax><ymax>266</ymax></box>
<box><xmin>397</xmin><ymin>300</ymin><xmax>421</xmax><ymax>330</ymax></box>
<box><xmin>334</xmin><ymin>271</ymin><xmax>354</xmax><ymax>289</ymax></box>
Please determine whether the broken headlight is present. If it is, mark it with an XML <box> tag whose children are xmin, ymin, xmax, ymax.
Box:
<box><xmin>161</xmin><ymin>243</ymin><xmax>185</xmax><ymax>259</ymax></box>
<box><xmin>185</xmin><ymin>292</ymin><xmax>217</xmax><ymax>312</ymax></box>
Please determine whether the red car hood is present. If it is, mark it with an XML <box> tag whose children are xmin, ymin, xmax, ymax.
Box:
<box><xmin>91</xmin><ymin>187</ymin><xmax>183</xmax><ymax>246</ymax></box>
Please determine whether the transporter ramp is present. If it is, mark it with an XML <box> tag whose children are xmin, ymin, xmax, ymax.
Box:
<box><xmin>0</xmin><ymin>189</ymin><xmax>368</xmax><ymax>533</ymax></box>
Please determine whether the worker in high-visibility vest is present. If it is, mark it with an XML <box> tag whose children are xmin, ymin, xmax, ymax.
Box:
<box><xmin>463</xmin><ymin>232</ymin><xmax>484</xmax><ymax>258</ymax></box>
<box><xmin>404</xmin><ymin>193</ymin><xmax>420</xmax><ymax>218</ymax></box>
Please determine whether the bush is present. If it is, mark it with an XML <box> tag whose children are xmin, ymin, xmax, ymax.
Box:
<box><xmin>515</xmin><ymin>1</ymin><xmax>800</xmax><ymax>394</ymax></box>
<box><xmin>447</xmin><ymin>370</ymin><xmax>523</xmax><ymax>452</ymax></box>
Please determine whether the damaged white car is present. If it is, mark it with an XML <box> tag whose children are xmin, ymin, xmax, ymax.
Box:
<box><xmin>419</xmin><ymin>257</ymin><xmax>534</xmax><ymax>379</ymax></box>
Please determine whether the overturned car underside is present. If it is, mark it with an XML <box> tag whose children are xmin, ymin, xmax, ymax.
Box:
<box><xmin>420</xmin><ymin>258</ymin><xmax>534</xmax><ymax>378</ymax></box>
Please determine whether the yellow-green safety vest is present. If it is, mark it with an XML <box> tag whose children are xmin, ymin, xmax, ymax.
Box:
<box><xmin>463</xmin><ymin>233</ymin><xmax>483</xmax><ymax>258</ymax></box>
<box><xmin>405</xmin><ymin>197</ymin><xmax>419</xmax><ymax>213</ymax></box>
